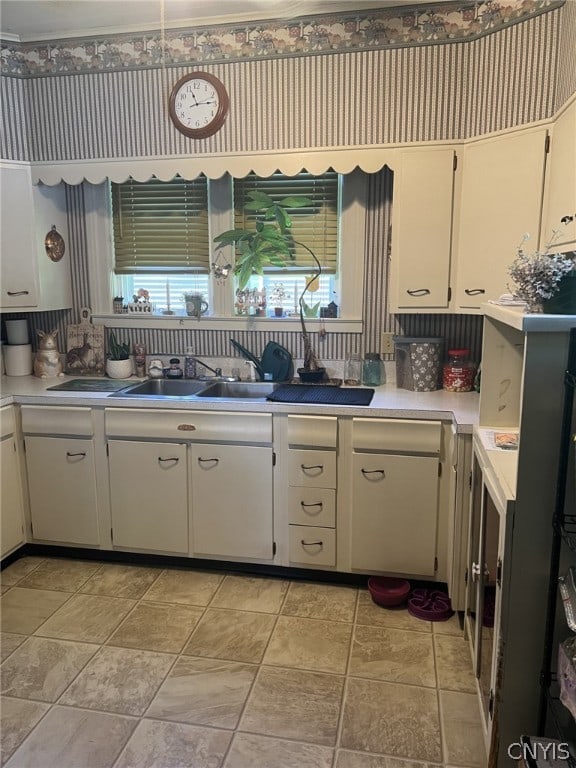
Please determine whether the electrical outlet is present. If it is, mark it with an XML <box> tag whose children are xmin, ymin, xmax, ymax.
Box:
<box><xmin>381</xmin><ymin>332</ymin><xmax>395</xmax><ymax>356</ymax></box>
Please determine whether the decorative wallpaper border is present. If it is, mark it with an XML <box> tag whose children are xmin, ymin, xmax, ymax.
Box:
<box><xmin>0</xmin><ymin>0</ymin><xmax>564</xmax><ymax>77</ymax></box>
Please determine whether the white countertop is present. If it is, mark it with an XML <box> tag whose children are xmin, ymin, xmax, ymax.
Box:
<box><xmin>0</xmin><ymin>375</ymin><xmax>479</xmax><ymax>432</ymax></box>
<box><xmin>483</xmin><ymin>303</ymin><xmax>576</xmax><ymax>332</ymax></box>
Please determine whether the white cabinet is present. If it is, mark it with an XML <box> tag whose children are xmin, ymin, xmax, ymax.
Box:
<box><xmin>22</xmin><ymin>406</ymin><xmax>100</xmax><ymax>545</ymax></box>
<box><xmin>25</xmin><ymin>437</ymin><xmax>100</xmax><ymax>545</ymax></box>
<box><xmin>104</xmin><ymin>408</ymin><xmax>274</xmax><ymax>561</ymax></box>
<box><xmin>453</xmin><ymin>128</ymin><xmax>548</xmax><ymax>311</ymax></box>
<box><xmin>0</xmin><ymin>161</ymin><xmax>71</xmax><ymax>311</ymax></box>
<box><xmin>389</xmin><ymin>147</ymin><xmax>456</xmax><ymax>312</ymax></box>
<box><xmin>348</xmin><ymin>418</ymin><xmax>441</xmax><ymax>576</ymax></box>
<box><xmin>350</xmin><ymin>452</ymin><xmax>439</xmax><ymax>575</ymax></box>
<box><xmin>286</xmin><ymin>415</ymin><xmax>338</xmax><ymax>568</ymax></box>
<box><xmin>466</xmin><ymin>443</ymin><xmax>513</xmax><ymax>742</ymax></box>
<box><xmin>541</xmin><ymin>98</ymin><xmax>576</xmax><ymax>251</ymax></box>
<box><xmin>466</xmin><ymin>306</ymin><xmax>576</xmax><ymax>763</ymax></box>
<box><xmin>190</xmin><ymin>444</ymin><xmax>273</xmax><ymax>560</ymax></box>
<box><xmin>0</xmin><ymin>406</ymin><xmax>24</xmax><ymax>558</ymax></box>
<box><xmin>108</xmin><ymin>440</ymin><xmax>188</xmax><ymax>554</ymax></box>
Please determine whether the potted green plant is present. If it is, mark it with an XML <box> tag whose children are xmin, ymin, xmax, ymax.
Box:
<box><xmin>214</xmin><ymin>191</ymin><xmax>326</xmax><ymax>381</ymax></box>
<box><xmin>508</xmin><ymin>231</ymin><xmax>576</xmax><ymax>313</ymax></box>
<box><xmin>106</xmin><ymin>331</ymin><xmax>133</xmax><ymax>378</ymax></box>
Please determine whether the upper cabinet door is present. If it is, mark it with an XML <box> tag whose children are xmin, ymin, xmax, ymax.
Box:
<box><xmin>453</xmin><ymin>128</ymin><xmax>548</xmax><ymax>312</ymax></box>
<box><xmin>540</xmin><ymin>98</ymin><xmax>576</xmax><ymax>252</ymax></box>
<box><xmin>0</xmin><ymin>163</ymin><xmax>39</xmax><ymax>308</ymax></box>
<box><xmin>389</xmin><ymin>148</ymin><xmax>456</xmax><ymax>312</ymax></box>
<box><xmin>0</xmin><ymin>162</ymin><xmax>71</xmax><ymax>312</ymax></box>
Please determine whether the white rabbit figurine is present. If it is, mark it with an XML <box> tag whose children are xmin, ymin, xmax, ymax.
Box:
<box><xmin>34</xmin><ymin>329</ymin><xmax>64</xmax><ymax>378</ymax></box>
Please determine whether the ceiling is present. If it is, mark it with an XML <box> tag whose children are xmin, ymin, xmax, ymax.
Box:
<box><xmin>0</xmin><ymin>0</ymin><xmax>448</xmax><ymax>41</ymax></box>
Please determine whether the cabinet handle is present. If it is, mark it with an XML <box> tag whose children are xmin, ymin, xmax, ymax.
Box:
<box><xmin>560</xmin><ymin>214</ymin><xmax>574</xmax><ymax>224</ymax></box>
<box><xmin>301</xmin><ymin>539</ymin><xmax>323</xmax><ymax>548</ymax></box>
<box><xmin>158</xmin><ymin>456</ymin><xmax>179</xmax><ymax>463</ymax></box>
<box><xmin>406</xmin><ymin>288</ymin><xmax>431</xmax><ymax>296</ymax></box>
<box><xmin>464</xmin><ymin>288</ymin><xmax>486</xmax><ymax>296</ymax></box>
<box><xmin>66</xmin><ymin>451</ymin><xmax>86</xmax><ymax>458</ymax></box>
<box><xmin>301</xmin><ymin>501</ymin><xmax>323</xmax><ymax>510</ymax></box>
<box><xmin>301</xmin><ymin>464</ymin><xmax>323</xmax><ymax>471</ymax></box>
<box><xmin>198</xmin><ymin>457</ymin><xmax>219</xmax><ymax>465</ymax></box>
<box><xmin>361</xmin><ymin>468</ymin><xmax>385</xmax><ymax>477</ymax></box>
<box><xmin>177</xmin><ymin>424</ymin><xmax>196</xmax><ymax>431</ymax></box>
<box><xmin>6</xmin><ymin>290</ymin><xmax>30</xmax><ymax>296</ymax></box>
<box><xmin>471</xmin><ymin>562</ymin><xmax>489</xmax><ymax>581</ymax></box>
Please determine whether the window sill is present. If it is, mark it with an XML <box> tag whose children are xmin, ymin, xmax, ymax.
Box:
<box><xmin>92</xmin><ymin>314</ymin><xmax>363</xmax><ymax>333</ymax></box>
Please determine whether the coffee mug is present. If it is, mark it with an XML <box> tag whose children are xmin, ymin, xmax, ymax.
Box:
<box><xmin>185</xmin><ymin>294</ymin><xmax>209</xmax><ymax>317</ymax></box>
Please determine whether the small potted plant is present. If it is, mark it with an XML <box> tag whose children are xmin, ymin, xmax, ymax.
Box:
<box><xmin>269</xmin><ymin>282</ymin><xmax>288</xmax><ymax>316</ymax></box>
<box><xmin>106</xmin><ymin>331</ymin><xmax>133</xmax><ymax>378</ymax></box>
<box><xmin>508</xmin><ymin>231</ymin><xmax>576</xmax><ymax>313</ymax></box>
<box><xmin>214</xmin><ymin>191</ymin><xmax>326</xmax><ymax>381</ymax></box>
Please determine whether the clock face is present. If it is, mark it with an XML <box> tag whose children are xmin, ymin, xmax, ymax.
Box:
<box><xmin>169</xmin><ymin>72</ymin><xmax>229</xmax><ymax>139</ymax></box>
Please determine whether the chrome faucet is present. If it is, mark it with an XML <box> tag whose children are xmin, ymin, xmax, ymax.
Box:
<box><xmin>193</xmin><ymin>357</ymin><xmax>222</xmax><ymax>378</ymax></box>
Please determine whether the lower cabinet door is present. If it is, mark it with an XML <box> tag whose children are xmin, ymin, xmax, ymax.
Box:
<box><xmin>1</xmin><ymin>435</ymin><xmax>24</xmax><ymax>557</ymax></box>
<box><xmin>108</xmin><ymin>440</ymin><xmax>188</xmax><ymax>553</ymax></box>
<box><xmin>191</xmin><ymin>443</ymin><xmax>273</xmax><ymax>560</ymax></box>
<box><xmin>25</xmin><ymin>436</ymin><xmax>99</xmax><ymax>545</ymax></box>
<box><xmin>351</xmin><ymin>452</ymin><xmax>439</xmax><ymax>575</ymax></box>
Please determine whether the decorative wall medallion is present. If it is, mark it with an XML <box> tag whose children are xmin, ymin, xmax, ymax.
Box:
<box><xmin>45</xmin><ymin>225</ymin><xmax>65</xmax><ymax>262</ymax></box>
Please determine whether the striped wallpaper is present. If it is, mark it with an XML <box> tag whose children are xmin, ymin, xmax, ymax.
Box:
<box><xmin>0</xmin><ymin>4</ymin><xmax>570</xmax><ymax>164</ymax></box>
<box><xmin>555</xmin><ymin>0</ymin><xmax>576</xmax><ymax>109</ymax></box>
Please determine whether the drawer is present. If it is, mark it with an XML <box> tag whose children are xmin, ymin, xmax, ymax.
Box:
<box><xmin>289</xmin><ymin>526</ymin><xmax>336</xmax><ymax>567</ymax></box>
<box><xmin>352</xmin><ymin>418</ymin><xmax>441</xmax><ymax>454</ymax></box>
<box><xmin>287</xmin><ymin>415</ymin><xmax>337</xmax><ymax>448</ymax></box>
<box><xmin>21</xmin><ymin>405</ymin><xmax>94</xmax><ymax>437</ymax></box>
<box><xmin>0</xmin><ymin>405</ymin><xmax>16</xmax><ymax>438</ymax></box>
<box><xmin>288</xmin><ymin>449</ymin><xmax>337</xmax><ymax>488</ymax></box>
<box><xmin>288</xmin><ymin>487</ymin><xmax>336</xmax><ymax>528</ymax></box>
<box><xmin>106</xmin><ymin>409</ymin><xmax>272</xmax><ymax>443</ymax></box>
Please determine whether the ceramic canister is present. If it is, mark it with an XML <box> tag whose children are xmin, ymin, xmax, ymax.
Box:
<box><xmin>4</xmin><ymin>344</ymin><xmax>33</xmax><ymax>376</ymax></box>
<box><xmin>5</xmin><ymin>319</ymin><xmax>29</xmax><ymax>345</ymax></box>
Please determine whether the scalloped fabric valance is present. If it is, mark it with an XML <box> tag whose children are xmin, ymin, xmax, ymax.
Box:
<box><xmin>30</xmin><ymin>147</ymin><xmax>407</xmax><ymax>185</ymax></box>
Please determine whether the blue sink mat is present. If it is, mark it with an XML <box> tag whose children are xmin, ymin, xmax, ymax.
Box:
<box><xmin>267</xmin><ymin>385</ymin><xmax>374</xmax><ymax>406</ymax></box>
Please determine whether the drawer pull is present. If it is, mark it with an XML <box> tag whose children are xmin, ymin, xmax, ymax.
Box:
<box><xmin>177</xmin><ymin>424</ymin><xmax>196</xmax><ymax>431</ymax></box>
<box><xmin>198</xmin><ymin>457</ymin><xmax>219</xmax><ymax>465</ymax></box>
<box><xmin>301</xmin><ymin>464</ymin><xmax>323</xmax><ymax>471</ymax></box>
<box><xmin>301</xmin><ymin>501</ymin><xmax>323</xmax><ymax>511</ymax></box>
<box><xmin>406</xmin><ymin>288</ymin><xmax>430</xmax><ymax>296</ymax></box>
<box><xmin>464</xmin><ymin>288</ymin><xmax>486</xmax><ymax>296</ymax></box>
<box><xmin>6</xmin><ymin>290</ymin><xmax>30</xmax><ymax>296</ymax></box>
<box><xmin>66</xmin><ymin>451</ymin><xmax>86</xmax><ymax>458</ymax></box>
<box><xmin>301</xmin><ymin>539</ymin><xmax>323</xmax><ymax>548</ymax></box>
<box><xmin>361</xmin><ymin>468</ymin><xmax>385</xmax><ymax>477</ymax></box>
<box><xmin>158</xmin><ymin>456</ymin><xmax>179</xmax><ymax>463</ymax></box>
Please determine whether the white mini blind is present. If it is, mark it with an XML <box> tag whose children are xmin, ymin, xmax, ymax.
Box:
<box><xmin>233</xmin><ymin>171</ymin><xmax>339</xmax><ymax>273</ymax></box>
<box><xmin>111</xmin><ymin>176</ymin><xmax>210</xmax><ymax>274</ymax></box>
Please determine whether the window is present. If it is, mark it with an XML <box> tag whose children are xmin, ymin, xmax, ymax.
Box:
<box><xmin>111</xmin><ymin>175</ymin><xmax>210</xmax><ymax>312</ymax></box>
<box><xmin>95</xmin><ymin>167</ymin><xmax>366</xmax><ymax>324</ymax></box>
<box><xmin>233</xmin><ymin>172</ymin><xmax>338</xmax><ymax>317</ymax></box>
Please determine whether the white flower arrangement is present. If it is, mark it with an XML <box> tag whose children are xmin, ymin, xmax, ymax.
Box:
<box><xmin>508</xmin><ymin>230</ymin><xmax>575</xmax><ymax>309</ymax></box>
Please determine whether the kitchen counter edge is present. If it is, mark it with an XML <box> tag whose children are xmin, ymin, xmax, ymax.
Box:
<box><xmin>0</xmin><ymin>376</ymin><xmax>478</xmax><ymax>434</ymax></box>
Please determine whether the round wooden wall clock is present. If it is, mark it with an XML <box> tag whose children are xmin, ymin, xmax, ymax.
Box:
<box><xmin>168</xmin><ymin>72</ymin><xmax>229</xmax><ymax>139</ymax></box>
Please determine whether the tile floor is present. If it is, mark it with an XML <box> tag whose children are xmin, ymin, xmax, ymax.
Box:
<box><xmin>0</xmin><ymin>556</ymin><xmax>487</xmax><ymax>768</ymax></box>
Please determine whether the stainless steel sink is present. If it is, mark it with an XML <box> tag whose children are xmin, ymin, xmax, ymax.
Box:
<box><xmin>110</xmin><ymin>379</ymin><xmax>210</xmax><ymax>398</ymax></box>
<box><xmin>195</xmin><ymin>381</ymin><xmax>278</xmax><ymax>398</ymax></box>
